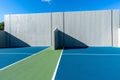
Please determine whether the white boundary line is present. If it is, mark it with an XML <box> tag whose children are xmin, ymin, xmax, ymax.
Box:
<box><xmin>0</xmin><ymin>48</ymin><xmax>48</xmax><ymax>70</ymax></box>
<box><xmin>52</xmin><ymin>49</ymin><xmax>63</xmax><ymax>80</ymax></box>
<box><xmin>0</xmin><ymin>53</ymin><xmax>33</xmax><ymax>54</ymax></box>
<box><xmin>63</xmin><ymin>53</ymin><xmax>120</xmax><ymax>56</ymax></box>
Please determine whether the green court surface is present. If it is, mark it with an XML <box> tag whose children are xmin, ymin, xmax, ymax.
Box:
<box><xmin>0</xmin><ymin>48</ymin><xmax>62</xmax><ymax>80</ymax></box>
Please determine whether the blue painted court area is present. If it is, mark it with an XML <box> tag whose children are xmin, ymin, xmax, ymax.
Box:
<box><xmin>55</xmin><ymin>47</ymin><xmax>120</xmax><ymax>80</ymax></box>
<box><xmin>0</xmin><ymin>47</ymin><xmax>47</xmax><ymax>69</ymax></box>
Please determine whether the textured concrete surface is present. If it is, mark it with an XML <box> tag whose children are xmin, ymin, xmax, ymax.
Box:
<box><xmin>5</xmin><ymin>13</ymin><xmax>51</xmax><ymax>47</ymax></box>
<box><xmin>4</xmin><ymin>10</ymin><xmax>120</xmax><ymax>48</ymax></box>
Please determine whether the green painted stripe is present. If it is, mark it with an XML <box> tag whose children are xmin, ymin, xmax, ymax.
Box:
<box><xmin>0</xmin><ymin>48</ymin><xmax>62</xmax><ymax>80</ymax></box>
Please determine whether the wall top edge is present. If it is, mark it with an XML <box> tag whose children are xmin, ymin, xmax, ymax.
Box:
<box><xmin>4</xmin><ymin>9</ymin><xmax>120</xmax><ymax>16</ymax></box>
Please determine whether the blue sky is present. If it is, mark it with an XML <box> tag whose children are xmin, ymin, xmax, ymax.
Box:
<box><xmin>0</xmin><ymin>0</ymin><xmax>120</xmax><ymax>21</ymax></box>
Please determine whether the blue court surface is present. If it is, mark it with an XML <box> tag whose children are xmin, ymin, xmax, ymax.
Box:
<box><xmin>55</xmin><ymin>47</ymin><xmax>120</xmax><ymax>80</ymax></box>
<box><xmin>0</xmin><ymin>46</ymin><xmax>47</xmax><ymax>69</ymax></box>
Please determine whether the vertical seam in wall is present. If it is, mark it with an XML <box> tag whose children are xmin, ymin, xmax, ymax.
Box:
<box><xmin>9</xmin><ymin>15</ymin><xmax>11</xmax><ymax>47</ymax></box>
<box><xmin>63</xmin><ymin>12</ymin><xmax>65</xmax><ymax>48</ymax></box>
<box><xmin>51</xmin><ymin>12</ymin><xmax>52</xmax><ymax>46</ymax></box>
<box><xmin>119</xmin><ymin>10</ymin><xmax>120</xmax><ymax>46</ymax></box>
<box><xmin>117</xmin><ymin>10</ymin><xmax>120</xmax><ymax>47</ymax></box>
<box><xmin>119</xmin><ymin>10</ymin><xmax>120</xmax><ymax>28</ymax></box>
<box><xmin>111</xmin><ymin>10</ymin><xmax>113</xmax><ymax>46</ymax></box>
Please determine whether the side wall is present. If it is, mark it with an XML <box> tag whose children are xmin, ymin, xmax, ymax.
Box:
<box><xmin>52</xmin><ymin>12</ymin><xmax>64</xmax><ymax>49</ymax></box>
<box><xmin>52</xmin><ymin>10</ymin><xmax>119</xmax><ymax>48</ymax></box>
<box><xmin>5</xmin><ymin>13</ymin><xmax>51</xmax><ymax>47</ymax></box>
<box><xmin>4</xmin><ymin>10</ymin><xmax>120</xmax><ymax>48</ymax></box>
<box><xmin>112</xmin><ymin>10</ymin><xmax>120</xmax><ymax>47</ymax></box>
<box><xmin>0</xmin><ymin>31</ymin><xmax>6</xmax><ymax>47</ymax></box>
<box><xmin>64</xmin><ymin>10</ymin><xmax>112</xmax><ymax>47</ymax></box>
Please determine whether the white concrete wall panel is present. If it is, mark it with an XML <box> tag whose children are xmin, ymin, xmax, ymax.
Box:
<box><xmin>112</xmin><ymin>10</ymin><xmax>120</xmax><ymax>47</ymax></box>
<box><xmin>6</xmin><ymin>13</ymin><xmax>51</xmax><ymax>47</ymax></box>
<box><xmin>64</xmin><ymin>10</ymin><xmax>112</xmax><ymax>47</ymax></box>
<box><xmin>52</xmin><ymin>12</ymin><xmax>64</xmax><ymax>49</ymax></box>
<box><xmin>4</xmin><ymin>10</ymin><xmax>120</xmax><ymax>48</ymax></box>
<box><xmin>4</xmin><ymin>15</ymin><xmax>10</xmax><ymax>33</ymax></box>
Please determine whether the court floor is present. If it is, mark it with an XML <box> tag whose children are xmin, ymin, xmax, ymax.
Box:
<box><xmin>0</xmin><ymin>47</ymin><xmax>61</xmax><ymax>80</ymax></box>
<box><xmin>0</xmin><ymin>46</ymin><xmax>47</xmax><ymax>69</ymax></box>
<box><xmin>55</xmin><ymin>47</ymin><xmax>120</xmax><ymax>80</ymax></box>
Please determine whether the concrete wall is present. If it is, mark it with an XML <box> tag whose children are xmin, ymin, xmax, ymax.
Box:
<box><xmin>5</xmin><ymin>13</ymin><xmax>51</xmax><ymax>47</ymax></box>
<box><xmin>4</xmin><ymin>10</ymin><xmax>120</xmax><ymax>48</ymax></box>
<box><xmin>64</xmin><ymin>10</ymin><xmax>113</xmax><ymax>47</ymax></box>
<box><xmin>51</xmin><ymin>12</ymin><xmax>64</xmax><ymax>48</ymax></box>
<box><xmin>0</xmin><ymin>31</ymin><xmax>6</xmax><ymax>47</ymax></box>
<box><xmin>4</xmin><ymin>15</ymin><xmax>10</xmax><ymax>47</ymax></box>
<box><xmin>112</xmin><ymin>10</ymin><xmax>120</xmax><ymax>47</ymax></box>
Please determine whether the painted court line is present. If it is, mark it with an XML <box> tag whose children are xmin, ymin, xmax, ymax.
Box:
<box><xmin>63</xmin><ymin>53</ymin><xmax>120</xmax><ymax>56</ymax></box>
<box><xmin>52</xmin><ymin>49</ymin><xmax>63</xmax><ymax>80</ymax></box>
<box><xmin>0</xmin><ymin>53</ymin><xmax>33</xmax><ymax>54</ymax></box>
<box><xmin>0</xmin><ymin>48</ymin><xmax>48</xmax><ymax>70</ymax></box>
